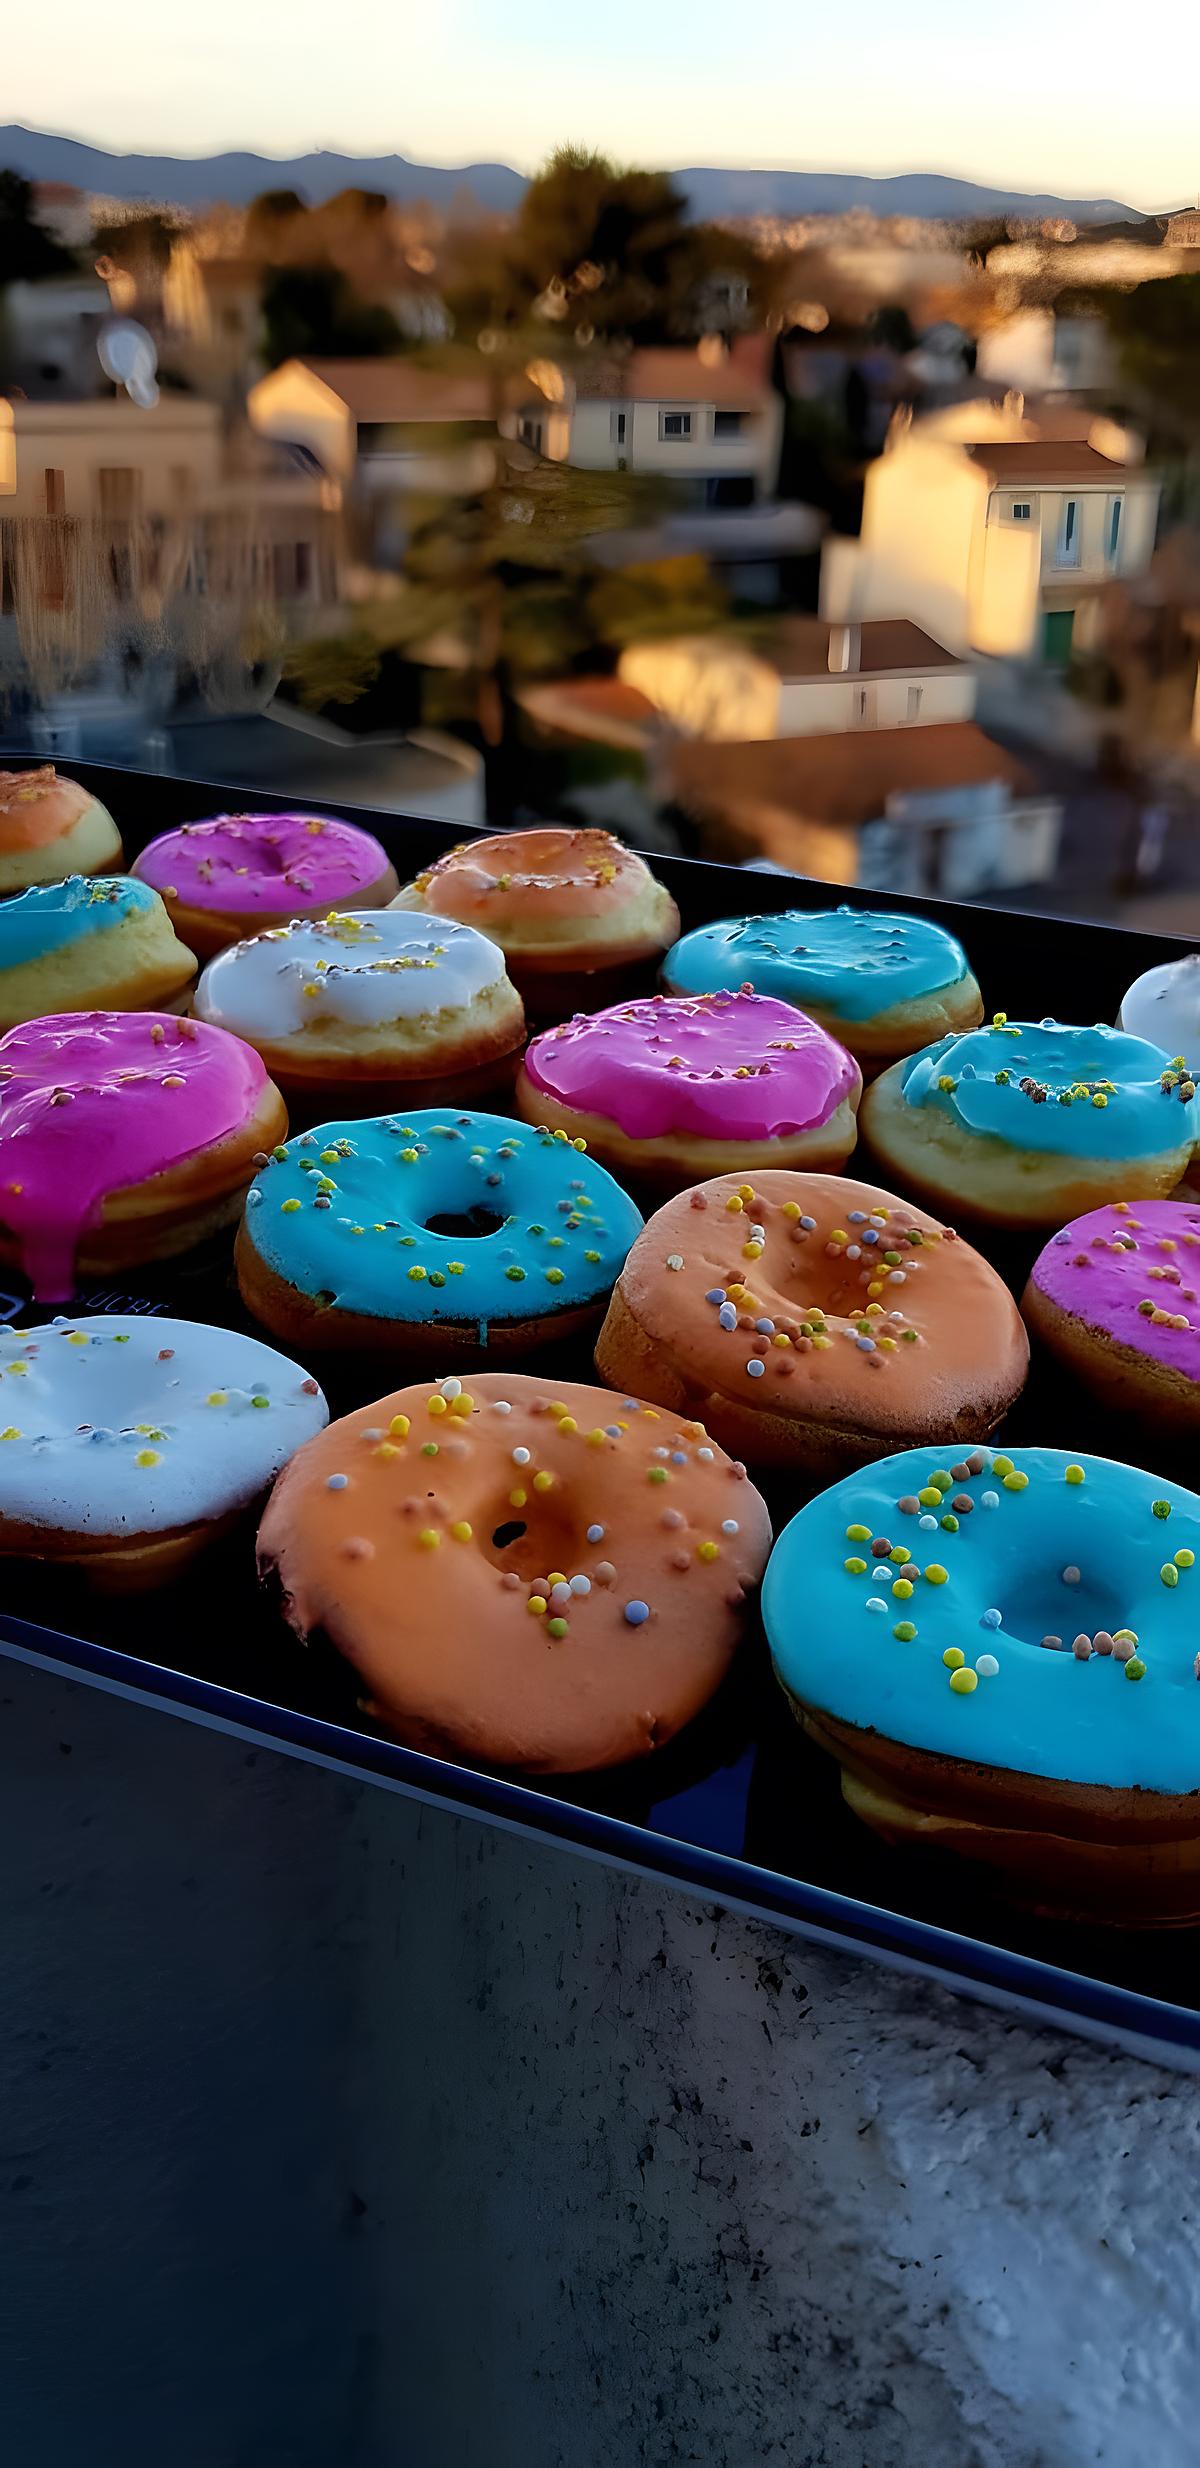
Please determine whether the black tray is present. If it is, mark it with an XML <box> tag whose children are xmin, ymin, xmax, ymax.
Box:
<box><xmin>2</xmin><ymin>753</ymin><xmax>1199</xmax><ymax>2071</ymax></box>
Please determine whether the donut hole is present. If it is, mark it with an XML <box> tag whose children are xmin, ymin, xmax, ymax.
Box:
<box><xmin>491</xmin><ymin>1518</ymin><xmax>527</xmax><ymax>1551</ymax></box>
<box><xmin>998</xmin><ymin>1565</ymin><xmax>1129</xmax><ymax>1650</ymax></box>
<box><xmin>423</xmin><ymin>1206</ymin><xmax>506</xmax><ymax>1241</ymax></box>
<box><xmin>482</xmin><ymin>1491</ymin><xmax>580</xmax><ymax>1581</ymax></box>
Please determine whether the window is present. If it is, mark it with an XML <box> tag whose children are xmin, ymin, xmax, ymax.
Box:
<box><xmin>906</xmin><ymin>686</ymin><xmax>923</xmax><ymax>723</ymax></box>
<box><xmin>611</xmin><ymin>408</ymin><xmax>627</xmax><ymax>446</ymax></box>
<box><xmin>96</xmin><ymin>468</ymin><xmax>140</xmax><ymax>521</ymax></box>
<box><xmin>517</xmin><ymin>416</ymin><xmax>543</xmax><ymax>452</ymax></box>
<box><xmin>659</xmin><ymin>408</ymin><xmax>693</xmax><ymax>440</ymax></box>
<box><xmin>1058</xmin><ymin>498</ymin><xmax>1079</xmax><ymax>564</ymax></box>
<box><xmin>1108</xmin><ymin>497</ymin><xmax>1123</xmax><ymax>561</ymax></box>
<box><xmin>1011</xmin><ymin>500</ymin><xmax>1032</xmax><ymax>522</ymax></box>
<box><xmin>43</xmin><ymin>469</ymin><xmax>66</xmax><ymax>516</ymax></box>
<box><xmin>713</xmin><ymin>410</ymin><xmax>746</xmax><ymax>438</ymax></box>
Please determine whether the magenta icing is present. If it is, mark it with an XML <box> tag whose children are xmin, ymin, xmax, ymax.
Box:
<box><xmin>0</xmin><ymin>1011</ymin><xmax>269</xmax><ymax>1300</ymax></box>
<box><xmin>1030</xmin><ymin>1198</ymin><xmax>1200</xmax><ymax>1383</ymax></box>
<box><xmin>523</xmin><ymin>989</ymin><xmax>859</xmax><ymax>1142</ymax></box>
<box><xmin>135</xmin><ymin>813</ymin><xmax>391</xmax><ymax>915</ymax></box>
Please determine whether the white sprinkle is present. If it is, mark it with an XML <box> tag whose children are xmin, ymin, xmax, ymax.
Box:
<box><xmin>1062</xmin><ymin>1565</ymin><xmax>1081</xmax><ymax>1586</ymax></box>
<box><xmin>980</xmin><ymin>1490</ymin><xmax>999</xmax><ymax>1510</ymax></box>
<box><xmin>652</xmin><ymin>1444</ymin><xmax>670</xmax><ymax>1458</ymax></box>
<box><xmin>918</xmin><ymin>1514</ymin><xmax>938</xmax><ymax>1532</ymax></box>
<box><xmin>363</xmin><ymin>1428</ymin><xmax>383</xmax><ymax>1442</ymax></box>
<box><xmin>326</xmin><ymin>1473</ymin><xmax>348</xmax><ymax>1491</ymax></box>
<box><xmin>697</xmin><ymin>1447</ymin><xmax>714</xmax><ymax>1462</ymax></box>
<box><xmin>569</xmin><ymin>1574</ymin><xmax>591</xmax><ymax>1596</ymax></box>
<box><xmin>888</xmin><ymin>1271</ymin><xmax>906</xmax><ymax>1285</ymax></box>
<box><xmin>976</xmin><ymin>1654</ymin><xmax>1000</xmax><ymax>1678</ymax></box>
<box><xmin>866</xmin><ymin>1597</ymin><xmax>887</xmax><ymax>1615</ymax></box>
<box><xmin>512</xmin><ymin>1446</ymin><xmax>531</xmax><ymax>1466</ymax></box>
<box><xmin>550</xmin><ymin>1582</ymin><xmax>572</xmax><ymax>1605</ymax></box>
<box><xmin>492</xmin><ymin>1400</ymin><xmax>512</xmax><ymax>1414</ymax></box>
<box><xmin>666</xmin><ymin>1253</ymin><xmax>685</xmax><ymax>1272</ymax></box>
<box><xmin>721</xmin><ymin>1519</ymin><xmax>739</xmax><ymax>1535</ymax></box>
<box><xmin>846</xmin><ymin>1244</ymin><xmax>861</xmax><ymax>1260</ymax></box>
<box><xmin>441</xmin><ymin>1377</ymin><xmax>462</xmax><ymax>1399</ymax></box>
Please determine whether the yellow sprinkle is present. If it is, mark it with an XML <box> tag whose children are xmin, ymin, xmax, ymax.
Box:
<box><xmin>281</xmin><ymin>1198</ymin><xmax>301</xmax><ymax>1214</ymax></box>
<box><xmin>509</xmin><ymin>1487</ymin><xmax>527</xmax><ymax>1508</ymax></box>
<box><xmin>1175</xmin><ymin>1550</ymin><xmax>1196</xmax><ymax>1569</ymax></box>
<box><xmin>450</xmin><ymin>1393</ymin><xmax>473</xmax><ymax>1416</ymax></box>
<box><xmin>207</xmin><ymin>1390</ymin><xmax>228</xmax><ymax>1406</ymax></box>
<box><xmin>1003</xmin><ymin>1471</ymin><xmax>1028</xmax><ymax>1492</ymax></box>
<box><xmin>0</xmin><ymin>1427</ymin><xmax>20</xmax><ymax>1441</ymax></box>
<box><xmin>742</xmin><ymin>1241</ymin><xmax>763</xmax><ymax>1260</ymax></box>
<box><xmin>949</xmin><ymin>1668</ymin><xmax>978</xmax><ymax>1694</ymax></box>
<box><xmin>725</xmin><ymin>1195</ymin><xmax>744</xmax><ymax>1213</ymax></box>
<box><xmin>449</xmin><ymin>1521</ymin><xmax>472</xmax><ymax>1543</ymax></box>
<box><xmin>418</xmin><ymin>1528</ymin><xmax>441</xmax><ymax>1549</ymax></box>
<box><xmin>918</xmin><ymin>1487</ymin><xmax>941</xmax><ymax>1507</ymax></box>
<box><xmin>586</xmin><ymin>1428</ymin><xmax>607</xmax><ymax>1446</ymax></box>
<box><xmin>374</xmin><ymin>1442</ymin><xmax>399</xmax><ymax>1461</ymax></box>
<box><xmin>1065</xmin><ymin>1464</ymin><xmax>1085</xmax><ymax>1485</ymax></box>
<box><xmin>533</xmin><ymin>1471</ymin><xmax>554</xmax><ymax>1493</ymax></box>
<box><xmin>773</xmin><ymin>1332</ymin><xmax>791</xmax><ymax>1347</ymax></box>
<box><xmin>942</xmin><ymin>1646</ymin><xmax>965</xmax><ymax>1669</ymax></box>
<box><xmin>557</xmin><ymin>1415</ymin><xmax>577</xmax><ymax>1434</ymax></box>
<box><xmin>866</xmin><ymin>1281</ymin><xmax>884</xmax><ymax>1299</ymax></box>
<box><xmin>389</xmin><ymin>1415</ymin><xmax>410</xmax><ymax>1438</ymax></box>
<box><xmin>782</xmin><ymin>1202</ymin><xmax>801</xmax><ymax>1221</ymax></box>
<box><xmin>846</xmin><ymin>1523</ymin><xmax>871</xmax><ymax>1541</ymax></box>
<box><xmin>136</xmin><ymin>1450</ymin><xmax>160</xmax><ymax>1468</ymax></box>
<box><xmin>427</xmin><ymin>1395</ymin><xmax>448</xmax><ymax>1416</ymax></box>
<box><xmin>991</xmin><ymin>1454</ymin><xmax>1014</xmax><ymax>1478</ymax></box>
<box><xmin>844</xmin><ymin>1556</ymin><xmax>868</xmax><ymax>1575</ymax></box>
<box><xmin>924</xmin><ymin>1565</ymin><xmax>949</xmax><ymax>1586</ymax></box>
<box><xmin>892</xmin><ymin>1578</ymin><xmax>914</xmax><ymax>1600</ymax></box>
<box><xmin>527</xmin><ymin>1595</ymin><xmax>547</xmax><ymax>1616</ymax></box>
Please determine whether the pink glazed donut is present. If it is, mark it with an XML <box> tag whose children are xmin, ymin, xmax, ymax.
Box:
<box><xmin>132</xmin><ymin>812</ymin><xmax>399</xmax><ymax>958</ymax></box>
<box><xmin>0</xmin><ymin>1010</ymin><xmax>287</xmax><ymax>1301</ymax></box>
<box><xmin>514</xmin><ymin>988</ymin><xmax>861</xmax><ymax>1190</ymax></box>
<box><xmin>1022</xmin><ymin>1197</ymin><xmax>1200</xmax><ymax>1436</ymax></box>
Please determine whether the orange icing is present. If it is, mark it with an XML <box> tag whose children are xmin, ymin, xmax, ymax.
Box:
<box><xmin>408</xmin><ymin>827</ymin><xmax>657</xmax><ymax>929</ymax></box>
<box><xmin>609</xmin><ymin>1171</ymin><xmax>1028</xmax><ymax>1442</ymax></box>
<box><xmin>0</xmin><ymin>768</ymin><xmax>93</xmax><ymax>853</ymax></box>
<box><xmin>258</xmin><ymin>1370</ymin><xmax>772</xmax><ymax>1771</ymax></box>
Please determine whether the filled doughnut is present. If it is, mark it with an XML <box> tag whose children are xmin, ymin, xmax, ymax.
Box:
<box><xmin>515</xmin><ymin>989</ymin><xmax>861</xmax><ymax>1192</ymax></box>
<box><xmin>132</xmin><ymin>811</ymin><xmax>399</xmax><ymax>958</ymax></box>
<box><xmin>596</xmin><ymin>1170</ymin><xmax>1028</xmax><ymax>1473</ymax></box>
<box><xmin>0</xmin><ymin>1011</ymin><xmax>286</xmax><ymax>1302</ymax></box>
<box><xmin>258</xmin><ymin>1370</ymin><xmax>772</xmax><ymax>1770</ymax></box>
<box><xmin>663</xmin><ymin>905</ymin><xmax>983</xmax><ymax>1071</ymax></box>
<box><xmin>0</xmin><ymin>1314</ymin><xmax>328</xmax><ymax>1589</ymax></box>
<box><xmin>194</xmin><ymin>909</ymin><xmax>525</xmax><ymax>1112</ymax></box>
<box><xmin>0</xmin><ymin>766</ymin><xmax>122</xmax><ymax>893</ymax></box>
<box><xmin>236</xmin><ymin>1107</ymin><xmax>643</xmax><ymax>1364</ymax></box>
<box><xmin>765</xmin><ymin>1443</ymin><xmax>1200</xmax><ymax>1925</ymax></box>
<box><xmin>861</xmin><ymin>1016</ymin><xmax>1200</xmax><ymax>1228</ymax></box>
<box><xmin>0</xmin><ymin>875</ymin><xmax>196</xmax><ymax>1029</ymax></box>
<box><xmin>391</xmin><ymin>827</ymin><xmax>680</xmax><ymax>1009</ymax></box>
<box><xmin>1023</xmin><ymin>1198</ymin><xmax>1200</xmax><ymax>1435</ymax></box>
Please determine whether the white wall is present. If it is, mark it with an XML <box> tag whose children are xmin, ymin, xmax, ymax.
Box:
<box><xmin>248</xmin><ymin>363</ymin><xmax>357</xmax><ymax>484</ymax></box>
<box><xmin>821</xmin><ymin>435</ymin><xmax>987</xmax><ymax>655</ymax></box>
<box><xmin>777</xmin><ymin>665</ymin><xmax>976</xmax><ymax>733</ymax></box>
<box><xmin>619</xmin><ymin>638</ymin><xmax>780</xmax><ymax>738</ymax></box>
<box><xmin>565</xmin><ymin>395</ymin><xmax>782</xmax><ymax>494</ymax></box>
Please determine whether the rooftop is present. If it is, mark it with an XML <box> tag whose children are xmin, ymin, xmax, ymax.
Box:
<box><xmin>573</xmin><ymin>336</ymin><xmax>772</xmax><ymax>407</ymax></box>
<box><xmin>295</xmin><ymin>358</ymin><xmax>493</xmax><ymax>424</ymax></box>
<box><xmin>760</xmin><ymin>616</ymin><xmax>961</xmax><ymax>679</ymax></box>
<box><xmin>671</xmin><ymin>721</ymin><xmax>1033</xmax><ymax>831</ymax></box>
<box><xmin>966</xmin><ymin>439</ymin><xmax>1125</xmax><ymax>483</ymax></box>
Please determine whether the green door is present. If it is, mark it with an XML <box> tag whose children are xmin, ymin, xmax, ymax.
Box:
<box><xmin>1043</xmin><ymin>608</ymin><xmax>1075</xmax><ymax>664</ymax></box>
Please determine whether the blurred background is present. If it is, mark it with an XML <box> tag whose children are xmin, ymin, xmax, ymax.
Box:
<box><xmin>2</xmin><ymin>2</ymin><xmax>1199</xmax><ymax>926</ymax></box>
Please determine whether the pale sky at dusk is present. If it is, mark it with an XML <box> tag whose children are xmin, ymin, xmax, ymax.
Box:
<box><xmin>6</xmin><ymin>0</ymin><xmax>1196</xmax><ymax>211</ymax></box>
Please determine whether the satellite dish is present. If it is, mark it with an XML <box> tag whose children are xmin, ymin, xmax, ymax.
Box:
<box><xmin>98</xmin><ymin>319</ymin><xmax>159</xmax><ymax>402</ymax></box>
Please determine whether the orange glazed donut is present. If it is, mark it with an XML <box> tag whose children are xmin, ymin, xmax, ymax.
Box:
<box><xmin>595</xmin><ymin>1171</ymin><xmax>1029</xmax><ymax>1476</ymax></box>
<box><xmin>391</xmin><ymin>827</ymin><xmax>680</xmax><ymax>1010</ymax></box>
<box><xmin>257</xmin><ymin>1370</ymin><xmax>772</xmax><ymax>1772</ymax></box>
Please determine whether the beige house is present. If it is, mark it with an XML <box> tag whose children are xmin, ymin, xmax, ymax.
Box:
<box><xmin>248</xmin><ymin>357</ymin><xmax>496</xmax><ymax>491</ymax></box>
<box><xmin>620</xmin><ymin>617</ymin><xmax>975</xmax><ymax>740</ymax></box>
<box><xmin>975</xmin><ymin>310</ymin><xmax>1115</xmax><ymax>398</ymax></box>
<box><xmin>821</xmin><ymin>402</ymin><xmax>1160</xmax><ymax>663</ymax></box>
<box><xmin>504</xmin><ymin>340</ymin><xmax>782</xmax><ymax>502</ymax></box>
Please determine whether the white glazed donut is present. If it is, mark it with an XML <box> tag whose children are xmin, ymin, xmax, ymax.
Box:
<box><xmin>0</xmin><ymin>1313</ymin><xmax>329</xmax><ymax>1588</ymax></box>
<box><xmin>194</xmin><ymin>909</ymin><xmax>526</xmax><ymax>1108</ymax></box>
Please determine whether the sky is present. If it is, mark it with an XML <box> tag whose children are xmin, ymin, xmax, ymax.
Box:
<box><xmin>6</xmin><ymin>0</ymin><xmax>1197</xmax><ymax>210</ymax></box>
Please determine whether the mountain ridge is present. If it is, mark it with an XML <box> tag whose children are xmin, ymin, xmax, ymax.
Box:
<box><xmin>0</xmin><ymin>122</ymin><xmax>1146</xmax><ymax>224</ymax></box>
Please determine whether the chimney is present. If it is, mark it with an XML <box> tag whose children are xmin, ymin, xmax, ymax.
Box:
<box><xmin>829</xmin><ymin>623</ymin><xmax>861</xmax><ymax>674</ymax></box>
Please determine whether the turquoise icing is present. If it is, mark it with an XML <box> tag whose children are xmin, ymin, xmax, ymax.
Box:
<box><xmin>241</xmin><ymin>1109</ymin><xmax>643</xmax><ymax>1334</ymax></box>
<box><xmin>897</xmin><ymin>1019</ymin><xmax>1200</xmax><ymax>1159</ymax></box>
<box><xmin>0</xmin><ymin>875</ymin><xmax>158</xmax><ymax>969</ymax></box>
<box><xmin>664</xmin><ymin>906</ymin><xmax>971</xmax><ymax>1023</ymax></box>
<box><xmin>764</xmin><ymin>1445</ymin><xmax>1200</xmax><ymax>1795</ymax></box>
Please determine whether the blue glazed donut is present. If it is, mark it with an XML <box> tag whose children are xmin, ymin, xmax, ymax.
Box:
<box><xmin>662</xmin><ymin>905</ymin><xmax>982</xmax><ymax>1067</ymax></box>
<box><xmin>236</xmin><ymin>1107</ymin><xmax>644</xmax><ymax>1363</ymax></box>
<box><xmin>861</xmin><ymin>1018</ymin><xmax>1200</xmax><ymax>1228</ymax></box>
<box><xmin>764</xmin><ymin>1442</ymin><xmax>1200</xmax><ymax>1920</ymax></box>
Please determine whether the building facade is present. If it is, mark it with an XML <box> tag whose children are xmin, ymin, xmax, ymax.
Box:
<box><xmin>504</xmin><ymin>340</ymin><xmax>783</xmax><ymax>504</ymax></box>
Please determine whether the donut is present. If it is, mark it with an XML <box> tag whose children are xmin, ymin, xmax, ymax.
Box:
<box><xmin>515</xmin><ymin>988</ymin><xmax>861</xmax><ymax>1192</ymax></box>
<box><xmin>194</xmin><ymin>909</ymin><xmax>525</xmax><ymax>1113</ymax></box>
<box><xmin>595</xmin><ymin>1170</ymin><xmax>1028</xmax><ymax>1474</ymax></box>
<box><xmin>764</xmin><ymin>1443</ymin><xmax>1200</xmax><ymax>1925</ymax></box>
<box><xmin>1023</xmin><ymin>1198</ymin><xmax>1200</xmax><ymax>1435</ymax></box>
<box><xmin>0</xmin><ymin>1314</ymin><xmax>327</xmax><ymax>1590</ymax></box>
<box><xmin>257</xmin><ymin>1370</ymin><xmax>772</xmax><ymax>1770</ymax></box>
<box><xmin>861</xmin><ymin>1015</ymin><xmax>1200</xmax><ymax>1229</ymax></box>
<box><xmin>0</xmin><ymin>766</ymin><xmax>122</xmax><ymax>894</ymax></box>
<box><xmin>0</xmin><ymin>1011</ymin><xmax>286</xmax><ymax>1303</ymax></box>
<box><xmin>235</xmin><ymin>1108</ymin><xmax>643</xmax><ymax>1365</ymax></box>
<box><xmin>1118</xmin><ymin>952</ymin><xmax>1200</xmax><ymax>1058</ymax></box>
<box><xmin>391</xmin><ymin>827</ymin><xmax>680</xmax><ymax>1009</ymax></box>
<box><xmin>663</xmin><ymin>905</ymin><xmax>983</xmax><ymax>1071</ymax></box>
<box><xmin>0</xmin><ymin>875</ymin><xmax>196</xmax><ymax>1029</ymax></box>
<box><xmin>132</xmin><ymin>811</ymin><xmax>399</xmax><ymax>958</ymax></box>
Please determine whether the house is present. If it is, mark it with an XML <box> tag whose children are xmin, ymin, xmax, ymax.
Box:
<box><xmin>667</xmin><ymin>722</ymin><xmax>1061</xmax><ymax>900</ymax></box>
<box><xmin>619</xmin><ymin>617</ymin><xmax>975</xmax><ymax>741</ymax></box>
<box><xmin>0</xmin><ymin>394</ymin><xmax>223</xmax><ymax>519</ymax></box>
<box><xmin>0</xmin><ymin>275</ymin><xmax>114</xmax><ymax>399</ymax></box>
<box><xmin>1164</xmin><ymin>209</ymin><xmax>1200</xmax><ymax>248</ymax></box>
<box><xmin>503</xmin><ymin>338</ymin><xmax>783</xmax><ymax>504</ymax></box>
<box><xmin>247</xmin><ymin>356</ymin><xmax>497</xmax><ymax>564</ymax></box>
<box><xmin>976</xmin><ymin>310</ymin><xmax>1115</xmax><ymax>398</ymax></box>
<box><xmin>821</xmin><ymin>401</ymin><xmax>1160</xmax><ymax>663</ymax></box>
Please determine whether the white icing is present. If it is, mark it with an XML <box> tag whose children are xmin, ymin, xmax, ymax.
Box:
<box><xmin>196</xmin><ymin>909</ymin><xmax>506</xmax><ymax>1038</ymax></box>
<box><xmin>1119</xmin><ymin>955</ymin><xmax>1200</xmax><ymax>1060</ymax></box>
<box><xmin>0</xmin><ymin>1315</ymin><xmax>328</xmax><ymax>1535</ymax></box>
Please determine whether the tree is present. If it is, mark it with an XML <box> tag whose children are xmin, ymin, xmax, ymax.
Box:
<box><xmin>1095</xmin><ymin>275</ymin><xmax>1200</xmax><ymax>445</ymax></box>
<box><xmin>0</xmin><ymin>170</ymin><xmax>77</xmax><ymax>285</ymax></box>
<box><xmin>261</xmin><ymin>264</ymin><xmax>402</xmax><ymax>366</ymax></box>
<box><xmin>498</xmin><ymin>147</ymin><xmax>761</xmax><ymax>344</ymax></box>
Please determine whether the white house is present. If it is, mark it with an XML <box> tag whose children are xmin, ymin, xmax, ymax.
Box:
<box><xmin>504</xmin><ymin>339</ymin><xmax>783</xmax><ymax>504</ymax></box>
<box><xmin>821</xmin><ymin>400</ymin><xmax>1160</xmax><ymax>663</ymax></box>
<box><xmin>976</xmin><ymin>310</ymin><xmax>1115</xmax><ymax>398</ymax></box>
<box><xmin>620</xmin><ymin>617</ymin><xmax>976</xmax><ymax>740</ymax></box>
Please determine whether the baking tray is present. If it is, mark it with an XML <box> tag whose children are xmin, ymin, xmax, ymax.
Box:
<box><xmin>2</xmin><ymin>751</ymin><xmax>1199</xmax><ymax>2072</ymax></box>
